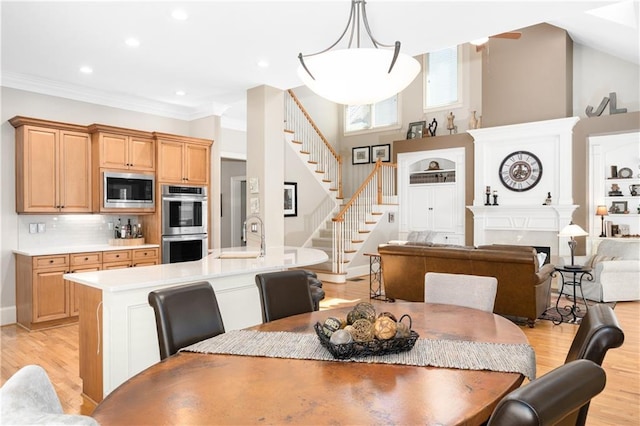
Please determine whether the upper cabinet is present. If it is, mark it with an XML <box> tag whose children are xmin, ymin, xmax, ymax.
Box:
<box><xmin>155</xmin><ymin>133</ymin><xmax>212</xmax><ymax>185</ymax></box>
<box><xmin>11</xmin><ymin>117</ymin><xmax>92</xmax><ymax>213</ymax></box>
<box><xmin>89</xmin><ymin>124</ymin><xmax>155</xmax><ymax>172</ymax></box>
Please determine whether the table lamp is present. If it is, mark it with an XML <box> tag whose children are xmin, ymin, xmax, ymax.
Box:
<box><xmin>595</xmin><ymin>205</ymin><xmax>608</xmax><ymax>237</ymax></box>
<box><xmin>558</xmin><ymin>223</ymin><xmax>589</xmax><ymax>269</ymax></box>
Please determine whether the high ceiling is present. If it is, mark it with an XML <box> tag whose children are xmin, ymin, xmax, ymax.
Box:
<box><xmin>2</xmin><ymin>1</ymin><xmax>638</xmax><ymax>128</ymax></box>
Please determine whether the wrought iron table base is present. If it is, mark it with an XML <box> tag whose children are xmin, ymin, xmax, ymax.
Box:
<box><xmin>553</xmin><ymin>267</ymin><xmax>593</xmax><ymax>325</ymax></box>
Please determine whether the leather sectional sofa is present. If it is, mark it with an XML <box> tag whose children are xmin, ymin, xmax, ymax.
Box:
<box><xmin>378</xmin><ymin>243</ymin><xmax>555</xmax><ymax>326</ymax></box>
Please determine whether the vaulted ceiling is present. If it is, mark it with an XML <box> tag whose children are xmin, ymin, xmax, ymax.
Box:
<box><xmin>2</xmin><ymin>1</ymin><xmax>638</xmax><ymax>128</ymax></box>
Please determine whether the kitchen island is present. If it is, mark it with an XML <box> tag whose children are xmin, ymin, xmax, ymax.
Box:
<box><xmin>63</xmin><ymin>246</ymin><xmax>328</xmax><ymax>403</ymax></box>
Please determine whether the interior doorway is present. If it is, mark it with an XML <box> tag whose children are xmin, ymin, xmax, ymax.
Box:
<box><xmin>230</xmin><ymin>176</ymin><xmax>246</xmax><ymax>247</ymax></box>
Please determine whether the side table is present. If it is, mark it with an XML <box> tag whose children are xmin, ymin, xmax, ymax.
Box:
<box><xmin>553</xmin><ymin>266</ymin><xmax>593</xmax><ymax>324</ymax></box>
<box><xmin>363</xmin><ymin>252</ymin><xmax>390</xmax><ymax>301</ymax></box>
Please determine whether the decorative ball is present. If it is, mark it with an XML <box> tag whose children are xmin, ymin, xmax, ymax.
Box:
<box><xmin>351</xmin><ymin>319</ymin><xmax>374</xmax><ymax>342</ymax></box>
<box><xmin>373</xmin><ymin>316</ymin><xmax>397</xmax><ymax>340</ymax></box>
<box><xmin>354</xmin><ymin>302</ymin><xmax>376</xmax><ymax>322</ymax></box>
<box><xmin>395</xmin><ymin>321</ymin><xmax>411</xmax><ymax>338</ymax></box>
<box><xmin>378</xmin><ymin>311</ymin><xmax>397</xmax><ymax>322</ymax></box>
<box><xmin>322</xmin><ymin>317</ymin><xmax>342</xmax><ymax>338</ymax></box>
<box><xmin>343</xmin><ymin>325</ymin><xmax>355</xmax><ymax>337</ymax></box>
<box><xmin>330</xmin><ymin>329</ymin><xmax>353</xmax><ymax>345</ymax></box>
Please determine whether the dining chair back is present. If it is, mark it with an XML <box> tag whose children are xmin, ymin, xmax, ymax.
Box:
<box><xmin>487</xmin><ymin>359</ymin><xmax>606</xmax><ymax>426</ymax></box>
<box><xmin>148</xmin><ymin>281</ymin><xmax>225</xmax><ymax>360</ymax></box>
<box><xmin>565</xmin><ymin>303</ymin><xmax>624</xmax><ymax>365</ymax></box>
<box><xmin>255</xmin><ymin>270</ymin><xmax>314</xmax><ymax>322</ymax></box>
<box><xmin>424</xmin><ymin>272</ymin><xmax>498</xmax><ymax>312</ymax></box>
<box><xmin>564</xmin><ymin>303</ymin><xmax>624</xmax><ymax>425</ymax></box>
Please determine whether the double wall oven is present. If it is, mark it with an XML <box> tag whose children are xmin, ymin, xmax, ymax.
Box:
<box><xmin>161</xmin><ymin>185</ymin><xmax>208</xmax><ymax>264</ymax></box>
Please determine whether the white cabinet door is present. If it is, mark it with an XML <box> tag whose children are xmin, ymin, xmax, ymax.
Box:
<box><xmin>408</xmin><ymin>184</ymin><xmax>456</xmax><ymax>232</ymax></box>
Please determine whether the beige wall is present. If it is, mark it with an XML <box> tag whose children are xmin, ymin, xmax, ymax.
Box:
<box><xmin>482</xmin><ymin>23</ymin><xmax>573</xmax><ymax>127</ymax></box>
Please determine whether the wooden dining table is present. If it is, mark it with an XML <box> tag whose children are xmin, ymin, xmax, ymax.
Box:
<box><xmin>91</xmin><ymin>302</ymin><xmax>530</xmax><ymax>425</ymax></box>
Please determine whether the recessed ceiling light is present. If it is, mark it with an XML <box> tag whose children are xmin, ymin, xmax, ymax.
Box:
<box><xmin>80</xmin><ymin>66</ymin><xmax>93</xmax><ymax>74</ymax></box>
<box><xmin>171</xmin><ymin>9</ymin><xmax>188</xmax><ymax>20</ymax></box>
<box><xmin>257</xmin><ymin>60</ymin><xmax>269</xmax><ymax>68</ymax></box>
<box><xmin>125</xmin><ymin>37</ymin><xmax>140</xmax><ymax>47</ymax></box>
<box><xmin>175</xmin><ymin>90</ymin><xmax>186</xmax><ymax>96</ymax></box>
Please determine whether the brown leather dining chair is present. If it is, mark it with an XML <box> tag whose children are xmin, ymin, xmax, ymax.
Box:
<box><xmin>255</xmin><ymin>270</ymin><xmax>314</xmax><ymax>323</ymax></box>
<box><xmin>563</xmin><ymin>303</ymin><xmax>624</xmax><ymax>425</ymax></box>
<box><xmin>487</xmin><ymin>359</ymin><xmax>606</xmax><ymax>426</ymax></box>
<box><xmin>148</xmin><ymin>282</ymin><xmax>225</xmax><ymax>360</ymax></box>
<box><xmin>424</xmin><ymin>272</ymin><xmax>498</xmax><ymax>312</ymax></box>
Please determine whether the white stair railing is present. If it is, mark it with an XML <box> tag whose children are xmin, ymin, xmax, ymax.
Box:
<box><xmin>331</xmin><ymin>160</ymin><xmax>397</xmax><ymax>274</ymax></box>
<box><xmin>284</xmin><ymin>89</ymin><xmax>342</xmax><ymax>199</ymax></box>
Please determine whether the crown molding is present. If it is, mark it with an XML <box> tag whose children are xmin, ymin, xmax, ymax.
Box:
<box><xmin>1</xmin><ymin>71</ymin><xmax>235</xmax><ymax>124</ymax></box>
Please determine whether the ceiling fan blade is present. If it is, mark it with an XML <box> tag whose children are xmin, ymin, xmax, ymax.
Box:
<box><xmin>490</xmin><ymin>32</ymin><xmax>522</xmax><ymax>40</ymax></box>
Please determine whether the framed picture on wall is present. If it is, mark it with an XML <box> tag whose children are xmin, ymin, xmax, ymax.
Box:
<box><xmin>352</xmin><ymin>146</ymin><xmax>370</xmax><ymax>165</ymax></box>
<box><xmin>371</xmin><ymin>144</ymin><xmax>391</xmax><ymax>162</ymax></box>
<box><xmin>284</xmin><ymin>182</ymin><xmax>297</xmax><ymax>217</ymax></box>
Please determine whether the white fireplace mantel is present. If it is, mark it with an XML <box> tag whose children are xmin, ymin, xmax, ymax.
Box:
<box><xmin>467</xmin><ymin>205</ymin><xmax>579</xmax><ymax>257</ymax></box>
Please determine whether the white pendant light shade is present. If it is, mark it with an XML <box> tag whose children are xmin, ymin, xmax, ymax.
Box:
<box><xmin>297</xmin><ymin>48</ymin><xmax>420</xmax><ymax>105</ymax></box>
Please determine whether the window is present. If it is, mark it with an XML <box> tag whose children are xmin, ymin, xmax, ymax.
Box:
<box><xmin>345</xmin><ymin>95</ymin><xmax>399</xmax><ymax>134</ymax></box>
<box><xmin>424</xmin><ymin>46</ymin><xmax>462</xmax><ymax>111</ymax></box>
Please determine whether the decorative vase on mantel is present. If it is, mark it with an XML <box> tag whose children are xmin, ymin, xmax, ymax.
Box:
<box><xmin>469</xmin><ymin>111</ymin><xmax>478</xmax><ymax>130</ymax></box>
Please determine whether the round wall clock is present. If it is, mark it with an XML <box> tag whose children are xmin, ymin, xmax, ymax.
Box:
<box><xmin>499</xmin><ymin>151</ymin><xmax>543</xmax><ymax>192</ymax></box>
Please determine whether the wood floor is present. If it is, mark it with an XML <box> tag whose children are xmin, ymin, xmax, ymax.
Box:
<box><xmin>1</xmin><ymin>277</ymin><xmax>639</xmax><ymax>425</ymax></box>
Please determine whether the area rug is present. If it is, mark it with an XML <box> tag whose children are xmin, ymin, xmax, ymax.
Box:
<box><xmin>538</xmin><ymin>291</ymin><xmax>616</xmax><ymax>325</ymax></box>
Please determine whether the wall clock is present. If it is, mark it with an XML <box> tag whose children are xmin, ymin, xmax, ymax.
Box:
<box><xmin>499</xmin><ymin>151</ymin><xmax>543</xmax><ymax>192</ymax></box>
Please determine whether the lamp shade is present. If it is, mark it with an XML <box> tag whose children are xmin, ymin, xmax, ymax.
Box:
<box><xmin>595</xmin><ymin>205</ymin><xmax>609</xmax><ymax>216</ymax></box>
<box><xmin>297</xmin><ymin>48</ymin><xmax>420</xmax><ymax>105</ymax></box>
<box><xmin>558</xmin><ymin>223</ymin><xmax>589</xmax><ymax>237</ymax></box>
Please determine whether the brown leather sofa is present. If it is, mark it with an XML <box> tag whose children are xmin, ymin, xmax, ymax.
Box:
<box><xmin>378</xmin><ymin>243</ymin><xmax>555</xmax><ymax>326</ymax></box>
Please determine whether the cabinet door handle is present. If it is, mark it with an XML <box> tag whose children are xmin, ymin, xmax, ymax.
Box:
<box><xmin>84</xmin><ymin>257</ymin><xmax>89</xmax><ymax>261</ymax></box>
<box><xmin>49</xmin><ymin>260</ymin><xmax>54</xmax><ymax>263</ymax></box>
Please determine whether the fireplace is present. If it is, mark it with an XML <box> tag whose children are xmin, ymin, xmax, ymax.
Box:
<box><xmin>467</xmin><ymin>117</ymin><xmax>580</xmax><ymax>261</ymax></box>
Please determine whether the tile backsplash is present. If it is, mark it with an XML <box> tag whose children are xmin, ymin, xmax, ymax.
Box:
<box><xmin>18</xmin><ymin>214</ymin><xmax>140</xmax><ymax>249</ymax></box>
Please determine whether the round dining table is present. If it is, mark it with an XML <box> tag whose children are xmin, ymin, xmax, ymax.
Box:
<box><xmin>91</xmin><ymin>302</ymin><xmax>529</xmax><ymax>425</ymax></box>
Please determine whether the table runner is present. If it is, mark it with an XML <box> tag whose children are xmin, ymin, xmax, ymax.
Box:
<box><xmin>181</xmin><ymin>330</ymin><xmax>536</xmax><ymax>380</ymax></box>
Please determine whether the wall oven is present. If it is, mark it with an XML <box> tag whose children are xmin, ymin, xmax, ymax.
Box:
<box><xmin>161</xmin><ymin>185</ymin><xmax>208</xmax><ymax>264</ymax></box>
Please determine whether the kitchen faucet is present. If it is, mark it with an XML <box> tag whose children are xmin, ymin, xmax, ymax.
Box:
<box><xmin>243</xmin><ymin>214</ymin><xmax>265</xmax><ymax>257</ymax></box>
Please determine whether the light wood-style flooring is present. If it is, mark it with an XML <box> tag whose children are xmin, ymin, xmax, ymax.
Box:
<box><xmin>1</xmin><ymin>277</ymin><xmax>639</xmax><ymax>425</ymax></box>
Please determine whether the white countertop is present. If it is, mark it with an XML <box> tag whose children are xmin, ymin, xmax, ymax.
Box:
<box><xmin>13</xmin><ymin>243</ymin><xmax>160</xmax><ymax>257</ymax></box>
<box><xmin>64</xmin><ymin>246</ymin><xmax>328</xmax><ymax>292</ymax></box>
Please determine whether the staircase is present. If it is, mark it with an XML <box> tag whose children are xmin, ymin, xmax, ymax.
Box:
<box><xmin>284</xmin><ymin>90</ymin><xmax>396</xmax><ymax>283</ymax></box>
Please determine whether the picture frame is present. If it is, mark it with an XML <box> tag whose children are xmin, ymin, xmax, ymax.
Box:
<box><xmin>284</xmin><ymin>182</ymin><xmax>297</xmax><ymax>217</ymax></box>
<box><xmin>352</xmin><ymin>146</ymin><xmax>371</xmax><ymax>165</ymax></box>
<box><xmin>610</xmin><ymin>200</ymin><xmax>628</xmax><ymax>214</ymax></box>
<box><xmin>406</xmin><ymin>121</ymin><xmax>426</xmax><ymax>139</ymax></box>
<box><xmin>371</xmin><ymin>144</ymin><xmax>391</xmax><ymax>163</ymax></box>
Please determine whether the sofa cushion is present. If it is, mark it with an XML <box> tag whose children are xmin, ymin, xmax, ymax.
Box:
<box><xmin>586</xmin><ymin>254</ymin><xmax>618</xmax><ymax>268</ymax></box>
<box><xmin>407</xmin><ymin>230</ymin><xmax>438</xmax><ymax>244</ymax></box>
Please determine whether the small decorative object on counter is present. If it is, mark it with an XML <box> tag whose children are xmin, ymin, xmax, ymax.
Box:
<box><xmin>446</xmin><ymin>112</ymin><xmax>456</xmax><ymax>134</ymax></box>
<box><xmin>428</xmin><ymin>118</ymin><xmax>438</xmax><ymax>136</ymax></box>
<box><xmin>469</xmin><ymin>110</ymin><xmax>478</xmax><ymax>129</ymax></box>
<box><xmin>543</xmin><ymin>192</ymin><xmax>552</xmax><ymax>205</ymax></box>
<box><xmin>609</xmin><ymin>183</ymin><xmax>622</xmax><ymax>196</ymax></box>
<box><xmin>492</xmin><ymin>190</ymin><xmax>499</xmax><ymax>206</ymax></box>
<box><xmin>611</xmin><ymin>165</ymin><xmax>618</xmax><ymax>178</ymax></box>
<box><xmin>485</xmin><ymin>186</ymin><xmax>491</xmax><ymax>206</ymax></box>
<box><xmin>314</xmin><ymin>304</ymin><xmax>419</xmax><ymax>359</ymax></box>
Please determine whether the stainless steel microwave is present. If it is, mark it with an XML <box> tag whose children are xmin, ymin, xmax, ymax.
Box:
<box><xmin>103</xmin><ymin>171</ymin><xmax>155</xmax><ymax>209</ymax></box>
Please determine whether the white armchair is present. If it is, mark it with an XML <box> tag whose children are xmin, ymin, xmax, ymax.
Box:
<box><xmin>561</xmin><ymin>239</ymin><xmax>640</xmax><ymax>302</ymax></box>
<box><xmin>0</xmin><ymin>365</ymin><xmax>98</xmax><ymax>425</ymax></box>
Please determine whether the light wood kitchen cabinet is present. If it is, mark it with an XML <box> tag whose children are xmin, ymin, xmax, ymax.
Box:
<box><xmin>11</xmin><ymin>117</ymin><xmax>92</xmax><ymax>214</ymax></box>
<box><xmin>15</xmin><ymin>247</ymin><xmax>158</xmax><ymax>330</ymax></box>
<box><xmin>89</xmin><ymin>125</ymin><xmax>155</xmax><ymax>172</ymax></box>
<box><xmin>155</xmin><ymin>133</ymin><xmax>212</xmax><ymax>185</ymax></box>
<box><xmin>15</xmin><ymin>254</ymin><xmax>76</xmax><ymax>330</ymax></box>
<box><xmin>132</xmin><ymin>247</ymin><xmax>159</xmax><ymax>267</ymax></box>
<box><xmin>68</xmin><ymin>252</ymin><xmax>102</xmax><ymax>316</ymax></box>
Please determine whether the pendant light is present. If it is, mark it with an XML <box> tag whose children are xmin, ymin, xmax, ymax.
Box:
<box><xmin>297</xmin><ymin>0</ymin><xmax>420</xmax><ymax>105</ymax></box>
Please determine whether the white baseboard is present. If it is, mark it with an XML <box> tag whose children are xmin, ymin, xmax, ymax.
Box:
<box><xmin>1</xmin><ymin>306</ymin><xmax>17</xmax><ymax>326</ymax></box>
